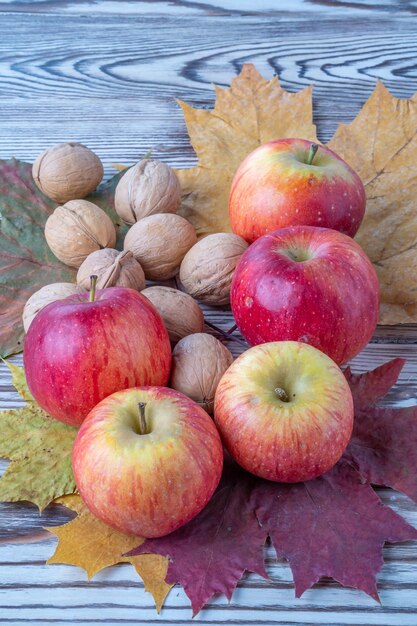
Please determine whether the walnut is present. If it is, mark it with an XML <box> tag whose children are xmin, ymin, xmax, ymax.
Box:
<box><xmin>32</xmin><ymin>142</ymin><xmax>103</xmax><ymax>203</ymax></box>
<box><xmin>124</xmin><ymin>213</ymin><xmax>197</xmax><ymax>280</ymax></box>
<box><xmin>141</xmin><ymin>286</ymin><xmax>204</xmax><ymax>344</ymax></box>
<box><xmin>45</xmin><ymin>199</ymin><xmax>117</xmax><ymax>268</ymax></box>
<box><xmin>23</xmin><ymin>282</ymin><xmax>81</xmax><ymax>332</ymax></box>
<box><xmin>115</xmin><ymin>159</ymin><xmax>181</xmax><ymax>225</ymax></box>
<box><xmin>179</xmin><ymin>233</ymin><xmax>248</xmax><ymax>305</ymax></box>
<box><xmin>76</xmin><ymin>249</ymin><xmax>145</xmax><ymax>291</ymax></box>
<box><xmin>170</xmin><ymin>333</ymin><xmax>233</xmax><ymax>414</ymax></box>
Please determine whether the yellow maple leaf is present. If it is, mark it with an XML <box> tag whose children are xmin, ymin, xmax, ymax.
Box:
<box><xmin>47</xmin><ymin>494</ymin><xmax>172</xmax><ymax>612</ymax></box>
<box><xmin>176</xmin><ymin>63</ymin><xmax>317</xmax><ymax>238</ymax></box>
<box><xmin>0</xmin><ymin>362</ymin><xmax>76</xmax><ymax>510</ymax></box>
<box><xmin>178</xmin><ymin>65</ymin><xmax>417</xmax><ymax>324</ymax></box>
<box><xmin>328</xmin><ymin>81</ymin><xmax>417</xmax><ymax>324</ymax></box>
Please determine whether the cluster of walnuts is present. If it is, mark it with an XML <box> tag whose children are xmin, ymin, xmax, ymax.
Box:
<box><xmin>25</xmin><ymin>141</ymin><xmax>249</xmax><ymax>413</ymax></box>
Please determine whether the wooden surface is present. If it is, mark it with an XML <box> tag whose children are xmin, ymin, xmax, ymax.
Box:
<box><xmin>1</xmin><ymin>1</ymin><xmax>417</xmax><ymax>624</ymax></box>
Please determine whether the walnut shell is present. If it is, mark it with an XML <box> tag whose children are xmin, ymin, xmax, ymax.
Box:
<box><xmin>115</xmin><ymin>159</ymin><xmax>181</xmax><ymax>225</ymax></box>
<box><xmin>170</xmin><ymin>333</ymin><xmax>233</xmax><ymax>414</ymax></box>
<box><xmin>77</xmin><ymin>249</ymin><xmax>145</xmax><ymax>291</ymax></box>
<box><xmin>23</xmin><ymin>282</ymin><xmax>81</xmax><ymax>332</ymax></box>
<box><xmin>124</xmin><ymin>213</ymin><xmax>197</xmax><ymax>280</ymax></box>
<box><xmin>45</xmin><ymin>199</ymin><xmax>117</xmax><ymax>268</ymax></box>
<box><xmin>180</xmin><ymin>233</ymin><xmax>248</xmax><ymax>306</ymax></box>
<box><xmin>32</xmin><ymin>142</ymin><xmax>103</xmax><ymax>203</ymax></box>
<box><xmin>142</xmin><ymin>286</ymin><xmax>204</xmax><ymax>344</ymax></box>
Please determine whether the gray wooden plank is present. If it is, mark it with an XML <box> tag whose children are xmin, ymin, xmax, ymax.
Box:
<box><xmin>1</xmin><ymin>1</ymin><xmax>417</xmax><ymax>623</ymax></box>
<box><xmin>1</xmin><ymin>0</ymin><xmax>417</xmax><ymax>17</ymax></box>
<box><xmin>0</xmin><ymin>11</ymin><xmax>415</xmax><ymax>178</ymax></box>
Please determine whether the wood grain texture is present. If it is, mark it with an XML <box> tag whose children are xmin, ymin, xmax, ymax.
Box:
<box><xmin>0</xmin><ymin>4</ymin><xmax>416</xmax><ymax>178</ymax></box>
<box><xmin>1</xmin><ymin>0</ymin><xmax>417</xmax><ymax>624</ymax></box>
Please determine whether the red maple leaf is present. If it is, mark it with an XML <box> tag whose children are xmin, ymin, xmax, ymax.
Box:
<box><xmin>128</xmin><ymin>359</ymin><xmax>417</xmax><ymax>614</ymax></box>
<box><xmin>253</xmin><ymin>460</ymin><xmax>416</xmax><ymax>600</ymax></box>
<box><xmin>344</xmin><ymin>358</ymin><xmax>417</xmax><ymax>502</ymax></box>
<box><xmin>128</xmin><ymin>461</ymin><xmax>268</xmax><ymax>615</ymax></box>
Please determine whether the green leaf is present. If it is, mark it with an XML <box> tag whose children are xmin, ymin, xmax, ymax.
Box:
<box><xmin>0</xmin><ymin>363</ymin><xmax>77</xmax><ymax>510</ymax></box>
<box><xmin>0</xmin><ymin>159</ymin><xmax>125</xmax><ymax>357</ymax></box>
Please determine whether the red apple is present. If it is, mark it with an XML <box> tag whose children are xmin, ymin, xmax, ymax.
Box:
<box><xmin>23</xmin><ymin>286</ymin><xmax>171</xmax><ymax>426</ymax></box>
<box><xmin>214</xmin><ymin>341</ymin><xmax>354</xmax><ymax>482</ymax></box>
<box><xmin>229</xmin><ymin>138</ymin><xmax>366</xmax><ymax>243</ymax></box>
<box><xmin>231</xmin><ymin>226</ymin><xmax>379</xmax><ymax>365</ymax></box>
<box><xmin>73</xmin><ymin>386</ymin><xmax>224</xmax><ymax>537</ymax></box>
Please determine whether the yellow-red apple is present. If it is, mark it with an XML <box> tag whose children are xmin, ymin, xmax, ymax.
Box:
<box><xmin>73</xmin><ymin>386</ymin><xmax>224</xmax><ymax>537</ymax></box>
<box><xmin>229</xmin><ymin>138</ymin><xmax>366</xmax><ymax>243</ymax></box>
<box><xmin>214</xmin><ymin>341</ymin><xmax>353</xmax><ymax>482</ymax></box>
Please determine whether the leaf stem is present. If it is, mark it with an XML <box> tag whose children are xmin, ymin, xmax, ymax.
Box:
<box><xmin>306</xmin><ymin>143</ymin><xmax>319</xmax><ymax>166</ymax></box>
<box><xmin>89</xmin><ymin>275</ymin><xmax>98</xmax><ymax>302</ymax></box>
<box><xmin>204</xmin><ymin>319</ymin><xmax>248</xmax><ymax>348</ymax></box>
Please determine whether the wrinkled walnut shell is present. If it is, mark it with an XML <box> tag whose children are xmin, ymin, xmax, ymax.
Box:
<box><xmin>115</xmin><ymin>159</ymin><xmax>181</xmax><ymax>225</ymax></box>
<box><xmin>77</xmin><ymin>249</ymin><xmax>145</xmax><ymax>291</ymax></box>
<box><xmin>32</xmin><ymin>142</ymin><xmax>103</xmax><ymax>203</ymax></box>
<box><xmin>180</xmin><ymin>233</ymin><xmax>248</xmax><ymax>306</ymax></box>
<box><xmin>45</xmin><ymin>199</ymin><xmax>117</xmax><ymax>268</ymax></box>
<box><xmin>23</xmin><ymin>282</ymin><xmax>81</xmax><ymax>332</ymax></box>
<box><xmin>124</xmin><ymin>213</ymin><xmax>197</xmax><ymax>280</ymax></box>
<box><xmin>141</xmin><ymin>286</ymin><xmax>204</xmax><ymax>343</ymax></box>
<box><xmin>170</xmin><ymin>333</ymin><xmax>233</xmax><ymax>414</ymax></box>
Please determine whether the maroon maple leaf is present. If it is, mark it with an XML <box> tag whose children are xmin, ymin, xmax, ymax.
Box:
<box><xmin>253</xmin><ymin>460</ymin><xmax>417</xmax><ymax>600</ymax></box>
<box><xmin>128</xmin><ymin>461</ymin><xmax>268</xmax><ymax>616</ymax></box>
<box><xmin>344</xmin><ymin>358</ymin><xmax>417</xmax><ymax>502</ymax></box>
<box><xmin>128</xmin><ymin>359</ymin><xmax>417</xmax><ymax>614</ymax></box>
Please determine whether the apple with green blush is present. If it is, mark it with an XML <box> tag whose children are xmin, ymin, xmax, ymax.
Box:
<box><xmin>72</xmin><ymin>386</ymin><xmax>224</xmax><ymax>538</ymax></box>
<box><xmin>214</xmin><ymin>341</ymin><xmax>354</xmax><ymax>483</ymax></box>
<box><xmin>229</xmin><ymin>138</ymin><xmax>366</xmax><ymax>243</ymax></box>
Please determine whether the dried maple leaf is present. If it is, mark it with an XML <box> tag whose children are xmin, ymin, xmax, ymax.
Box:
<box><xmin>0</xmin><ymin>362</ymin><xmax>76</xmax><ymax>510</ymax></box>
<box><xmin>344</xmin><ymin>358</ymin><xmax>417</xmax><ymax>502</ymax></box>
<box><xmin>47</xmin><ymin>494</ymin><xmax>171</xmax><ymax>613</ymax></box>
<box><xmin>0</xmin><ymin>160</ymin><xmax>125</xmax><ymax>357</ymax></box>
<box><xmin>128</xmin><ymin>461</ymin><xmax>268</xmax><ymax>616</ymax></box>
<box><xmin>176</xmin><ymin>63</ymin><xmax>317</xmax><ymax>238</ymax></box>
<box><xmin>178</xmin><ymin>66</ymin><xmax>417</xmax><ymax>323</ymax></box>
<box><xmin>328</xmin><ymin>82</ymin><xmax>417</xmax><ymax>324</ymax></box>
<box><xmin>253</xmin><ymin>460</ymin><xmax>417</xmax><ymax>601</ymax></box>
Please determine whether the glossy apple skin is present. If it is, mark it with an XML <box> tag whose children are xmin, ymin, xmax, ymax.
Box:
<box><xmin>214</xmin><ymin>341</ymin><xmax>353</xmax><ymax>482</ymax></box>
<box><xmin>229</xmin><ymin>138</ymin><xmax>366</xmax><ymax>243</ymax></box>
<box><xmin>73</xmin><ymin>386</ymin><xmax>224</xmax><ymax>537</ymax></box>
<box><xmin>231</xmin><ymin>226</ymin><xmax>379</xmax><ymax>365</ymax></box>
<box><xmin>23</xmin><ymin>288</ymin><xmax>171</xmax><ymax>427</ymax></box>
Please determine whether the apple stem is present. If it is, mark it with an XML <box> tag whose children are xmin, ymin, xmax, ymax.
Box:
<box><xmin>275</xmin><ymin>387</ymin><xmax>290</xmax><ymax>402</ymax></box>
<box><xmin>138</xmin><ymin>402</ymin><xmax>147</xmax><ymax>435</ymax></box>
<box><xmin>89</xmin><ymin>275</ymin><xmax>98</xmax><ymax>302</ymax></box>
<box><xmin>306</xmin><ymin>143</ymin><xmax>319</xmax><ymax>165</ymax></box>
